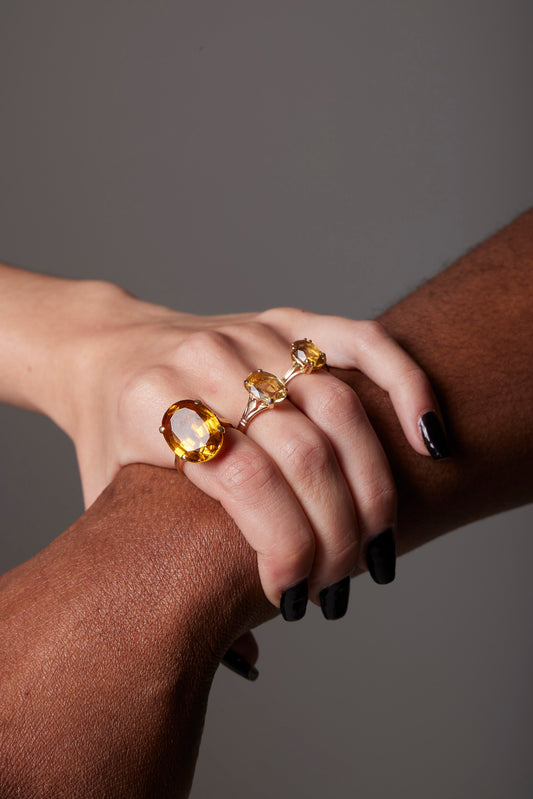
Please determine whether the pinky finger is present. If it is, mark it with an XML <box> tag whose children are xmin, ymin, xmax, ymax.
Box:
<box><xmin>342</xmin><ymin>321</ymin><xmax>451</xmax><ymax>460</ymax></box>
<box><xmin>270</xmin><ymin>312</ymin><xmax>451</xmax><ymax>460</ymax></box>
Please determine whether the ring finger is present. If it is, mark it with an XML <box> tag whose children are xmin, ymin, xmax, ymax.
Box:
<box><xmin>239</xmin><ymin>400</ymin><xmax>360</xmax><ymax>608</ymax></box>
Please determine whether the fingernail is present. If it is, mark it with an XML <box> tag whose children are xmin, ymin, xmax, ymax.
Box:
<box><xmin>280</xmin><ymin>579</ymin><xmax>308</xmax><ymax>621</ymax></box>
<box><xmin>366</xmin><ymin>528</ymin><xmax>396</xmax><ymax>585</ymax></box>
<box><xmin>221</xmin><ymin>648</ymin><xmax>259</xmax><ymax>681</ymax></box>
<box><xmin>320</xmin><ymin>576</ymin><xmax>350</xmax><ymax>620</ymax></box>
<box><xmin>418</xmin><ymin>411</ymin><xmax>451</xmax><ymax>460</ymax></box>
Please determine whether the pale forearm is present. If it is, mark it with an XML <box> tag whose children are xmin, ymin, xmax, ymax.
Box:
<box><xmin>0</xmin><ymin>264</ymin><xmax>119</xmax><ymax>432</ymax></box>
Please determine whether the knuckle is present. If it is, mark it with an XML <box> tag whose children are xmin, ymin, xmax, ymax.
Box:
<box><xmin>221</xmin><ymin>451</ymin><xmax>278</xmax><ymax>500</ymax></box>
<box><xmin>396</xmin><ymin>363</ymin><xmax>430</xmax><ymax>393</ymax></box>
<box><xmin>224</xmin><ymin>319</ymin><xmax>273</xmax><ymax>349</ymax></box>
<box><xmin>175</xmin><ymin>329</ymin><xmax>231</xmax><ymax>372</ymax></box>
<box><xmin>260</xmin><ymin>534</ymin><xmax>315</xmax><ymax>581</ymax></box>
<box><xmin>359</xmin><ymin>479</ymin><xmax>397</xmax><ymax>521</ymax></box>
<box><xmin>280</xmin><ymin>433</ymin><xmax>334</xmax><ymax>484</ymax></box>
<box><xmin>121</xmin><ymin>365</ymin><xmax>176</xmax><ymax>411</ymax></box>
<box><xmin>314</xmin><ymin>380</ymin><xmax>360</xmax><ymax>421</ymax></box>
<box><xmin>118</xmin><ymin>365</ymin><xmax>179</xmax><ymax>432</ymax></box>
<box><xmin>325</xmin><ymin>533</ymin><xmax>359</xmax><ymax>569</ymax></box>
<box><xmin>356</xmin><ymin>320</ymin><xmax>387</xmax><ymax>352</ymax></box>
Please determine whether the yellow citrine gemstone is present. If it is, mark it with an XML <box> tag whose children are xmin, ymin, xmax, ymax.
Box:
<box><xmin>244</xmin><ymin>370</ymin><xmax>288</xmax><ymax>404</ymax></box>
<box><xmin>160</xmin><ymin>400</ymin><xmax>225</xmax><ymax>462</ymax></box>
<box><xmin>291</xmin><ymin>339</ymin><xmax>326</xmax><ymax>371</ymax></box>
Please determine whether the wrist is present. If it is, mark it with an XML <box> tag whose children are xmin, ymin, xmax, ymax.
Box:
<box><xmin>0</xmin><ymin>265</ymin><xmax>131</xmax><ymax>434</ymax></box>
<box><xmin>43</xmin><ymin>278</ymin><xmax>136</xmax><ymax>436</ymax></box>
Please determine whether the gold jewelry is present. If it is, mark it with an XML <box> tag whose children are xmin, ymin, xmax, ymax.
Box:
<box><xmin>160</xmin><ymin>399</ymin><xmax>230</xmax><ymax>464</ymax></box>
<box><xmin>237</xmin><ymin>370</ymin><xmax>288</xmax><ymax>432</ymax></box>
<box><xmin>237</xmin><ymin>341</ymin><xmax>326</xmax><ymax>433</ymax></box>
<box><xmin>283</xmin><ymin>339</ymin><xmax>327</xmax><ymax>385</ymax></box>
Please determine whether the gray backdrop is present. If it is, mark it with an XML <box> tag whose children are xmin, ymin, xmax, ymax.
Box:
<box><xmin>1</xmin><ymin>2</ymin><xmax>532</xmax><ymax>797</ymax></box>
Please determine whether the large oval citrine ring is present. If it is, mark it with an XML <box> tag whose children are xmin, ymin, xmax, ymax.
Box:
<box><xmin>160</xmin><ymin>399</ymin><xmax>230</xmax><ymax>465</ymax></box>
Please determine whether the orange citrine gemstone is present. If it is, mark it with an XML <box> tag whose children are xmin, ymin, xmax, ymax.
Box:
<box><xmin>244</xmin><ymin>371</ymin><xmax>288</xmax><ymax>404</ymax></box>
<box><xmin>160</xmin><ymin>400</ymin><xmax>225</xmax><ymax>462</ymax></box>
<box><xmin>291</xmin><ymin>339</ymin><xmax>326</xmax><ymax>371</ymax></box>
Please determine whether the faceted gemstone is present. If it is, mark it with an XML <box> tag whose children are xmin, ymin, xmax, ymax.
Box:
<box><xmin>291</xmin><ymin>339</ymin><xmax>326</xmax><ymax>371</ymax></box>
<box><xmin>244</xmin><ymin>370</ymin><xmax>288</xmax><ymax>404</ymax></box>
<box><xmin>160</xmin><ymin>400</ymin><xmax>225</xmax><ymax>462</ymax></box>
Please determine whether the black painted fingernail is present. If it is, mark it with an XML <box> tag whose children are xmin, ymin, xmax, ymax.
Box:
<box><xmin>320</xmin><ymin>576</ymin><xmax>351</xmax><ymax>620</ymax></box>
<box><xmin>280</xmin><ymin>579</ymin><xmax>308</xmax><ymax>621</ymax></box>
<box><xmin>419</xmin><ymin>411</ymin><xmax>451</xmax><ymax>460</ymax></box>
<box><xmin>221</xmin><ymin>648</ymin><xmax>259</xmax><ymax>681</ymax></box>
<box><xmin>366</xmin><ymin>528</ymin><xmax>396</xmax><ymax>585</ymax></box>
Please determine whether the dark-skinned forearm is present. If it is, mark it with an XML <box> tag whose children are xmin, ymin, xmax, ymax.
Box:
<box><xmin>0</xmin><ymin>466</ymin><xmax>274</xmax><ymax>798</ymax></box>
<box><xmin>345</xmin><ymin>207</ymin><xmax>533</xmax><ymax>557</ymax></box>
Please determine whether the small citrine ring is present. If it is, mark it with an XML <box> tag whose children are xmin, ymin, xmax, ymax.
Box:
<box><xmin>237</xmin><ymin>340</ymin><xmax>326</xmax><ymax>432</ymax></box>
<box><xmin>283</xmin><ymin>339</ymin><xmax>327</xmax><ymax>385</ymax></box>
<box><xmin>160</xmin><ymin>399</ymin><xmax>231</xmax><ymax>465</ymax></box>
<box><xmin>237</xmin><ymin>370</ymin><xmax>289</xmax><ymax>432</ymax></box>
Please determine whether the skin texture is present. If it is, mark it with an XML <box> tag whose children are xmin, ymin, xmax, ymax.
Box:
<box><xmin>0</xmin><ymin>265</ymin><xmax>443</xmax><ymax>608</ymax></box>
<box><xmin>0</xmin><ymin>465</ymin><xmax>271</xmax><ymax>798</ymax></box>
<box><xmin>0</xmin><ymin>209</ymin><xmax>532</xmax><ymax>796</ymax></box>
<box><xmin>360</xmin><ymin>207</ymin><xmax>533</xmax><ymax>553</ymax></box>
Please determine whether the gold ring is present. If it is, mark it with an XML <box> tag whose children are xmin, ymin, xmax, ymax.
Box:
<box><xmin>237</xmin><ymin>370</ymin><xmax>288</xmax><ymax>432</ymax></box>
<box><xmin>282</xmin><ymin>339</ymin><xmax>327</xmax><ymax>385</ymax></box>
<box><xmin>160</xmin><ymin>399</ymin><xmax>230</xmax><ymax>465</ymax></box>
<box><xmin>237</xmin><ymin>341</ymin><xmax>325</xmax><ymax>432</ymax></box>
